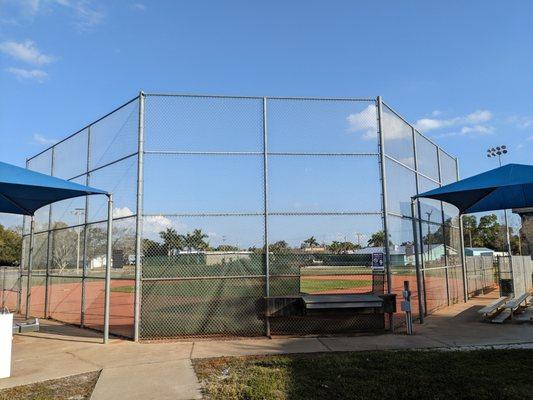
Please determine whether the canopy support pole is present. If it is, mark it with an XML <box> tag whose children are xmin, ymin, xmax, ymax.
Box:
<box><xmin>410</xmin><ymin>198</ymin><xmax>424</xmax><ymax>323</ymax></box>
<box><xmin>458</xmin><ymin>213</ymin><xmax>469</xmax><ymax>302</ymax></box>
<box><xmin>25</xmin><ymin>216</ymin><xmax>35</xmax><ymax>319</ymax></box>
<box><xmin>103</xmin><ymin>194</ymin><xmax>113</xmax><ymax>344</ymax></box>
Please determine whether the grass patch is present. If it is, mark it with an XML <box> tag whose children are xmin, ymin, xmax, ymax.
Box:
<box><xmin>300</xmin><ymin>278</ymin><xmax>371</xmax><ymax>293</ymax></box>
<box><xmin>111</xmin><ymin>285</ymin><xmax>135</xmax><ymax>293</ymax></box>
<box><xmin>194</xmin><ymin>349</ymin><xmax>533</xmax><ymax>400</ymax></box>
<box><xmin>0</xmin><ymin>371</ymin><xmax>100</xmax><ymax>400</ymax></box>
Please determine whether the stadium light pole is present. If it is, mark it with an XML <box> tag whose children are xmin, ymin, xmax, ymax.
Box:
<box><xmin>486</xmin><ymin>145</ymin><xmax>512</xmax><ymax>257</ymax></box>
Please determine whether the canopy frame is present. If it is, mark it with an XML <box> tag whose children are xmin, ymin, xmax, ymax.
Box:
<box><xmin>0</xmin><ymin>161</ymin><xmax>114</xmax><ymax>344</ymax></box>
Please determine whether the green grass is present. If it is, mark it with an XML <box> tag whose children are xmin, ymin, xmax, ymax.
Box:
<box><xmin>194</xmin><ymin>349</ymin><xmax>533</xmax><ymax>400</ymax></box>
<box><xmin>111</xmin><ymin>285</ymin><xmax>135</xmax><ymax>293</ymax></box>
<box><xmin>112</xmin><ymin>276</ymin><xmax>373</xmax><ymax>295</ymax></box>
<box><xmin>300</xmin><ymin>278</ymin><xmax>372</xmax><ymax>293</ymax></box>
<box><xmin>0</xmin><ymin>371</ymin><xmax>100</xmax><ymax>400</ymax></box>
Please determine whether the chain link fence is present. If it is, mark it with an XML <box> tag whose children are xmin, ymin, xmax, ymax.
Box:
<box><xmin>14</xmin><ymin>93</ymin><xmax>466</xmax><ymax>340</ymax></box>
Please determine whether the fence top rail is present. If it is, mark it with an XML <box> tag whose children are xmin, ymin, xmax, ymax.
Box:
<box><xmin>143</xmin><ymin>92</ymin><xmax>376</xmax><ymax>102</ymax></box>
<box><xmin>381</xmin><ymin>100</ymin><xmax>457</xmax><ymax>161</ymax></box>
<box><xmin>27</xmin><ymin>95</ymin><xmax>139</xmax><ymax>163</ymax></box>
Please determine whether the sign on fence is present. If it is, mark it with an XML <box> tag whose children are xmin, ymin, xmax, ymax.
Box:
<box><xmin>372</xmin><ymin>252</ymin><xmax>384</xmax><ymax>271</ymax></box>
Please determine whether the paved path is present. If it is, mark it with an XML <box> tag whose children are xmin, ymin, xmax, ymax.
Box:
<box><xmin>2</xmin><ymin>293</ymin><xmax>533</xmax><ymax>400</ymax></box>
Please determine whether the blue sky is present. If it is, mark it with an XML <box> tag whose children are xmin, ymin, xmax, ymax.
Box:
<box><xmin>0</xmin><ymin>0</ymin><xmax>531</xmax><ymax>244</ymax></box>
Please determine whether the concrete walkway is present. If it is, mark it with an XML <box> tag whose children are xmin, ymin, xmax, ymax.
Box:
<box><xmin>2</xmin><ymin>292</ymin><xmax>533</xmax><ymax>400</ymax></box>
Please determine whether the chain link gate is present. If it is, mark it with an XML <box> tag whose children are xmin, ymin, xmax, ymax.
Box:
<box><xmin>18</xmin><ymin>92</ymin><xmax>462</xmax><ymax>340</ymax></box>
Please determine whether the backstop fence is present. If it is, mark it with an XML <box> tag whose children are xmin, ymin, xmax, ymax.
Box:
<box><xmin>6</xmin><ymin>93</ymin><xmax>467</xmax><ymax>340</ymax></box>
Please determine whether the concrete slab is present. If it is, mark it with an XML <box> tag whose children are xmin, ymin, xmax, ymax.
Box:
<box><xmin>191</xmin><ymin>337</ymin><xmax>328</xmax><ymax>359</ymax></box>
<box><xmin>74</xmin><ymin>341</ymin><xmax>193</xmax><ymax>368</ymax></box>
<box><xmin>3</xmin><ymin>292</ymin><xmax>533</xmax><ymax>397</ymax></box>
<box><xmin>90</xmin><ymin>360</ymin><xmax>201</xmax><ymax>400</ymax></box>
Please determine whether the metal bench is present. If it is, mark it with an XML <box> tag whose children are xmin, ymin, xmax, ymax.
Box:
<box><xmin>302</xmin><ymin>294</ymin><xmax>383</xmax><ymax>311</ymax></box>
<box><xmin>478</xmin><ymin>296</ymin><xmax>508</xmax><ymax>319</ymax></box>
<box><xmin>12</xmin><ymin>317</ymin><xmax>40</xmax><ymax>333</ymax></box>
<box><xmin>504</xmin><ymin>293</ymin><xmax>530</xmax><ymax>320</ymax></box>
<box><xmin>491</xmin><ymin>309</ymin><xmax>512</xmax><ymax>324</ymax></box>
<box><xmin>265</xmin><ymin>294</ymin><xmax>396</xmax><ymax>317</ymax></box>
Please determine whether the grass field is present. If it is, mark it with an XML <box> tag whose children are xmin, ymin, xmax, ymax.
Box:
<box><xmin>110</xmin><ymin>277</ymin><xmax>373</xmax><ymax>294</ymax></box>
<box><xmin>300</xmin><ymin>278</ymin><xmax>372</xmax><ymax>293</ymax></box>
<box><xmin>194</xmin><ymin>349</ymin><xmax>533</xmax><ymax>400</ymax></box>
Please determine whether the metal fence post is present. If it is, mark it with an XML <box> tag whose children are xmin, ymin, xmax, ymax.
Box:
<box><xmin>411</xmin><ymin>126</ymin><xmax>424</xmax><ymax>322</ymax></box>
<box><xmin>25</xmin><ymin>216</ymin><xmax>35</xmax><ymax>319</ymax></box>
<box><xmin>134</xmin><ymin>91</ymin><xmax>145</xmax><ymax>342</ymax></box>
<box><xmin>262</xmin><ymin>97</ymin><xmax>270</xmax><ymax>337</ymax></box>
<box><xmin>44</xmin><ymin>146</ymin><xmax>55</xmax><ymax>319</ymax></box>
<box><xmin>376</xmin><ymin>96</ymin><xmax>393</xmax><ymax>329</ymax></box>
<box><xmin>103</xmin><ymin>194</ymin><xmax>113</xmax><ymax>344</ymax></box>
<box><xmin>81</xmin><ymin>126</ymin><xmax>91</xmax><ymax>326</ymax></box>
<box><xmin>17</xmin><ymin>160</ymin><xmax>30</xmax><ymax>313</ymax></box>
<box><xmin>436</xmin><ymin>149</ymin><xmax>451</xmax><ymax>306</ymax></box>
<box><xmin>456</xmin><ymin>158</ymin><xmax>468</xmax><ymax>301</ymax></box>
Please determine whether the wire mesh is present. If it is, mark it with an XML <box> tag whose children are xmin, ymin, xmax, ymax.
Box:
<box><xmin>0</xmin><ymin>266</ymin><xmax>20</xmax><ymax>311</ymax></box>
<box><xmin>20</xmin><ymin>93</ymin><xmax>463</xmax><ymax>340</ymax></box>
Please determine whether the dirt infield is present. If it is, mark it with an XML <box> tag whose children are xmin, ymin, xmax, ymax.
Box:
<box><xmin>3</xmin><ymin>268</ymin><xmax>465</xmax><ymax>339</ymax></box>
<box><xmin>23</xmin><ymin>279</ymin><xmax>134</xmax><ymax>338</ymax></box>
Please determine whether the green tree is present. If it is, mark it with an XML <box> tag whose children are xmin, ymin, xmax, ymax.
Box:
<box><xmin>462</xmin><ymin>215</ymin><xmax>477</xmax><ymax>247</ymax></box>
<box><xmin>269</xmin><ymin>240</ymin><xmax>290</xmax><ymax>254</ymax></box>
<box><xmin>302</xmin><ymin>236</ymin><xmax>319</xmax><ymax>248</ymax></box>
<box><xmin>0</xmin><ymin>224</ymin><xmax>22</xmax><ymax>265</ymax></box>
<box><xmin>159</xmin><ymin>228</ymin><xmax>184</xmax><ymax>255</ymax></box>
<box><xmin>184</xmin><ymin>229</ymin><xmax>210</xmax><ymax>251</ymax></box>
<box><xmin>367</xmin><ymin>231</ymin><xmax>387</xmax><ymax>247</ymax></box>
<box><xmin>328</xmin><ymin>241</ymin><xmax>360</xmax><ymax>254</ymax></box>
<box><xmin>477</xmin><ymin>214</ymin><xmax>501</xmax><ymax>250</ymax></box>
<box><xmin>142</xmin><ymin>238</ymin><xmax>166</xmax><ymax>256</ymax></box>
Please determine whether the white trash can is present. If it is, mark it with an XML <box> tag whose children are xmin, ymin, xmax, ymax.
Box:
<box><xmin>0</xmin><ymin>312</ymin><xmax>13</xmax><ymax>379</ymax></box>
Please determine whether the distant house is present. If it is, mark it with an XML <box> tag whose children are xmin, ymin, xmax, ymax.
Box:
<box><xmin>354</xmin><ymin>244</ymin><xmax>456</xmax><ymax>266</ymax></box>
<box><xmin>464</xmin><ymin>247</ymin><xmax>494</xmax><ymax>257</ymax></box>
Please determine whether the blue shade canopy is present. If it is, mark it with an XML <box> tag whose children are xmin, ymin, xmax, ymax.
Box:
<box><xmin>0</xmin><ymin>161</ymin><xmax>107</xmax><ymax>216</ymax></box>
<box><xmin>415</xmin><ymin>163</ymin><xmax>533</xmax><ymax>214</ymax></box>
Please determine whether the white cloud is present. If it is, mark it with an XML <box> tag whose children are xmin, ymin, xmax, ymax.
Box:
<box><xmin>0</xmin><ymin>0</ymin><xmax>41</xmax><ymax>25</ymax></box>
<box><xmin>0</xmin><ymin>0</ymin><xmax>104</xmax><ymax>30</ymax></box>
<box><xmin>55</xmin><ymin>0</ymin><xmax>104</xmax><ymax>30</ymax></box>
<box><xmin>132</xmin><ymin>3</ymin><xmax>146</xmax><ymax>11</ymax></box>
<box><xmin>433</xmin><ymin>125</ymin><xmax>494</xmax><ymax>139</ymax></box>
<box><xmin>460</xmin><ymin>125</ymin><xmax>494</xmax><ymax>135</ymax></box>
<box><xmin>0</xmin><ymin>40</ymin><xmax>55</xmax><ymax>65</ymax></box>
<box><xmin>414</xmin><ymin>118</ymin><xmax>450</xmax><ymax>131</ymax></box>
<box><xmin>32</xmin><ymin>133</ymin><xmax>56</xmax><ymax>145</ymax></box>
<box><xmin>414</xmin><ymin>110</ymin><xmax>492</xmax><ymax>132</ymax></box>
<box><xmin>7</xmin><ymin>67</ymin><xmax>48</xmax><ymax>82</ymax></box>
<box><xmin>431</xmin><ymin>110</ymin><xmax>442</xmax><ymax>117</ymax></box>
<box><xmin>346</xmin><ymin>105</ymin><xmax>377</xmax><ymax>139</ymax></box>
<box><xmin>464</xmin><ymin>110</ymin><xmax>491</xmax><ymax>124</ymax></box>
<box><xmin>113</xmin><ymin>206</ymin><xmax>135</xmax><ymax>218</ymax></box>
<box><xmin>507</xmin><ymin>115</ymin><xmax>533</xmax><ymax>130</ymax></box>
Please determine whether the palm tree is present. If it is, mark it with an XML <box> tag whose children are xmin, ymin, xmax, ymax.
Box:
<box><xmin>367</xmin><ymin>231</ymin><xmax>387</xmax><ymax>247</ymax></box>
<box><xmin>184</xmin><ymin>229</ymin><xmax>209</xmax><ymax>251</ymax></box>
<box><xmin>302</xmin><ymin>236</ymin><xmax>319</xmax><ymax>248</ymax></box>
<box><xmin>159</xmin><ymin>228</ymin><xmax>184</xmax><ymax>255</ymax></box>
